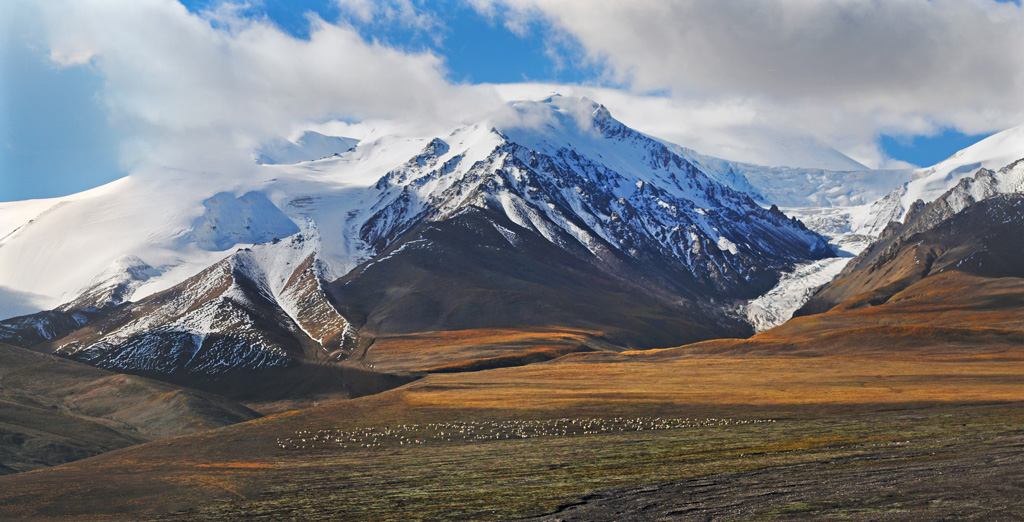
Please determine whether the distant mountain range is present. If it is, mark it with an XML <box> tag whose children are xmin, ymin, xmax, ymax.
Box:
<box><xmin>2</xmin><ymin>95</ymin><xmax>1024</xmax><ymax>396</ymax></box>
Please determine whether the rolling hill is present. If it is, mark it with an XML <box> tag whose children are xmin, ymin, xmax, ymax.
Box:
<box><xmin>0</xmin><ymin>341</ymin><xmax>258</xmax><ymax>475</ymax></box>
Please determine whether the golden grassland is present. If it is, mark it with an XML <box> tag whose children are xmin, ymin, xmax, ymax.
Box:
<box><xmin>362</xmin><ymin>326</ymin><xmax>609</xmax><ymax>373</ymax></box>
<box><xmin>403</xmin><ymin>354</ymin><xmax>1024</xmax><ymax>412</ymax></box>
<box><xmin>2</xmin><ymin>271</ymin><xmax>1024</xmax><ymax>520</ymax></box>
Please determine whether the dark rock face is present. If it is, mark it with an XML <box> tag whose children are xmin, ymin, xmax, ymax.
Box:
<box><xmin>331</xmin><ymin>206</ymin><xmax>741</xmax><ymax>349</ymax></box>
<box><xmin>0</xmin><ymin>311</ymin><xmax>97</xmax><ymax>348</ymax></box>
<box><xmin>332</xmin><ymin>102</ymin><xmax>832</xmax><ymax>347</ymax></box>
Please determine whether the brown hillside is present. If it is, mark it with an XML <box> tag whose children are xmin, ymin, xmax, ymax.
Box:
<box><xmin>0</xmin><ymin>342</ymin><xmax>258</xmax><ymax>475</ymax></box>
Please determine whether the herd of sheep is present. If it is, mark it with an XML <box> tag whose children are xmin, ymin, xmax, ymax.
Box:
<box><xmin>277</xmin><ymin>417</ymin><xmax>777</xmax><ymax>450</ymax></box>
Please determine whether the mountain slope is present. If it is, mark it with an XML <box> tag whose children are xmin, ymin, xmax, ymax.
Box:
<box><xmin>0</xmin><ymin>341</ymin><xmax>258</xmax><ymax>475</ymax></box>
<box><xmin>45</xmin><ymin>232</ymin><xmax>347</xmax><ymax>374</ymax></box>
<box><xmin>24</xmin><ymin>229</ymin><xmax>414</xmax><ymax>406</ymax></box>
<box><xmin>852</xmin><ymin>125</ymin><xmax>1024</xmax><ymax>234</ymax></box>
<box><xmin>800</xmin><ymin>167</ymin><xmax>1024</xmax><ymax>316</ymax></box>
<box><xmin>329</xmin><ymin>205</ymin><xmax>735</xmax><ymax>348</ymax></box>
<box><xmin>0</xmin><ymin>310</ymin><xmax>99</xmax><ymax>349</ymax></box>
<box><xmin>256</xmin><ymin>131</ymin><xmax>359</xmax><ymax>165</ymax></box>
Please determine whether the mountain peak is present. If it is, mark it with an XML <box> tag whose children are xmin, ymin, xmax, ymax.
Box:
<box><xmin>491</xmin><ymin>95</ymin><xmax>615</xmax><ymax>138</ymax></box>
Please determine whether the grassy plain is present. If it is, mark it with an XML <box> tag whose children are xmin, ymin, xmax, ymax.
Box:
<box><xmin>2</xmin><ymin>271</ymin><xmax>1024</xmax><ymax>520</ymax></box>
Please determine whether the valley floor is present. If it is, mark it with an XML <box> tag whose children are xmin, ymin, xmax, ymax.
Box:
<box><xmin>2</xmin><ymin>353</ymin><xmax>1023</xmax><ymax>521</ymax></box>
<box><xmin>3</xmin><ymin>271</ymin><xmax>1024</xmax><ymax>521</ymax></box>
<box><xmin>137</xmin><ymin>403</ymin><xmax>1024</xmax><ymax>522</ymax></box>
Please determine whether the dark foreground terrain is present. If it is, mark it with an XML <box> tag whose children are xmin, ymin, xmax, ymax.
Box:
<box><xmin>522</xmin><ymin>409</ymin><xmax>1024</xmax><ymax>521</ymax></box>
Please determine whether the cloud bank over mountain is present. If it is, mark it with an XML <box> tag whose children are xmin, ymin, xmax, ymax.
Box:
<box><xmin>24</xmin><ymin>0</ymin><xmax>498</xmax><ymax>174</ymax></box>
<box><xmin>469</xmin><ymin>0</ymin><xmax>1024</xmax><ymax>167</ymax></box>
<box><xmin>4</xmin><ymin>0</ymin><xmax>1023</xmax><ymax>181</ymax></box>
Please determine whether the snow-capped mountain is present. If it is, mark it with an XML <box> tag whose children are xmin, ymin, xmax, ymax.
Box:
<box><xmin>0</xmin><ymin>95</ymin><xmax>833</xmax><ymax>377</ymax></box>
<box><xmin>51</xmin><ymin>229</ymin><xmax>354</xmax><ymax>376</ymax></box>
<box><xmin>805</xmin><ymin>124</ymin><xmax>1024</xmax><ymax>241</ymax></box>
<box><xmin>1</xmin><ymin>96</ymin><xmax>832</xmax><ymax>318</ymax></box>
<box><xmin>902</xmin><ymin>158</ymin><xmax>1024</xmax><ymax>230</ymax></box>
<box><xmin>679</xmin><ymin>149</ymin><xmax>913</xmax><ymax>209</ymax></box>
<box><xmin>317</xmin><ymin>96</ymin><xmax>833</xmax><ymax>347</ymax></box>
<box><xmin>256</xmin><ymin>131</ymin><xmax>359</xmax><ymax>165</ymax></box>
<box><xmin>903</xmin><ymin>125</ymin><xmax>1024</xmax><ymax>207</ymax></box>
<box><xmin>5</xmin><ymin>95</ymin><xmax>1023</xmax><ymax>347</ymax></box>
<box><xmin>335</xmin><ymin>96</ymin><xmax>830</xmax><ymax>296</ymax></box>
<box><xmin>735</xmin><ymin>126</ymin><xmax>1024</xmax><ymax>332</ymax></box>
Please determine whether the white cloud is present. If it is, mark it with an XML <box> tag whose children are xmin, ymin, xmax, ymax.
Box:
<box><xmin>336</xmin><ymin>0</ymin><xmax>443</xmax><ymax>34</ymax></box>
<box><xmin>489</xmin><ymin>83</ymin><xmax>869</xmax><ymax>170</ymax></box>
<box><xmin>470</xmin><ymin>0</ymin><xmax>1024</xmax><ymax>167</ymax></box>
<box><xmin>31</xmin><ymin>0</ymin><xmax>497</xmax><ymax>174</ymax></box>
<box><xmin>335</xmin><ymin>0</ymin><xmax>375</xmax><ymax>23</ymax></box>
<box><xmin>17</xmin><ymin>0</ymin><xmax>1024</xmax><ymax>179</ymax></box>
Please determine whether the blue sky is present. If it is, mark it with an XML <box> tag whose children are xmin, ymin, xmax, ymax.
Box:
<box><xmin>880</xmin><ymin>130</ymin><xmax>995</xmax><ymax>168</ymax></box>
<box><xmin>2</xmin><ymin>35</ymin><xmax>122</xmax><ymax>201</ymax></box>
<box><xmin>179</xmin><ymin>0</ymin><xmax>598</xmax><ymax>84</ymax></box>
<box><xmin>3</xmin><ymin>0</ymin><xmax>1023</xmax><ymax>201</ymax></box>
